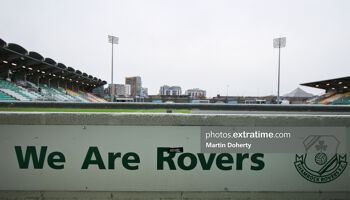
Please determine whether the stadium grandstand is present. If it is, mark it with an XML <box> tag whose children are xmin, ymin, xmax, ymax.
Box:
<box><xmin>301</xmin><ymin>76</ymin><xmax>350</xmax><ymax>105</ymax></box>
<box><xmin>0</xmin><ymin>38</ymin><xmax>107</xmax><ymax>102</ymax></box>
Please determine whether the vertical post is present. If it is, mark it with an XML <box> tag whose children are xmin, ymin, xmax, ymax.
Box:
<box><xmin>108</xmin><ymin>35</ymin><xmax>119</xmax><ymax>102</ymax></box>
<box><xmin>277</xmin><ymin>45</ymin><xmax>281</xmax><ymax>104</ymax></box>
<box><xmin>111</xmin><ymin>38</ymin><xmax>114</xmax><ymax>102</ymax></box>
<box><xmin>226</xmin><ymin>85</ymin><xmax>229</xmax><ymax>103</ymax></box>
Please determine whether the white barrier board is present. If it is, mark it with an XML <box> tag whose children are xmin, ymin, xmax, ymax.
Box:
<box><xmin>0</xmin><ymin>125</ymin><xmax>348</xmax><ymax>191</ymax></box>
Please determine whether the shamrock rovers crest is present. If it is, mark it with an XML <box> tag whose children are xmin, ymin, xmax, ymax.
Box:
<box><xmin>294</xmin><ymin>135</ymin><xmax>347</xmax><ymax>183</ymax></box>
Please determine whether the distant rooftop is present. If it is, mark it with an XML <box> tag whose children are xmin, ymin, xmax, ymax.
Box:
<box><xmin>283</xmin><ymin>87</ymin><xmax>314</xmax><ymax>98</ymax></box>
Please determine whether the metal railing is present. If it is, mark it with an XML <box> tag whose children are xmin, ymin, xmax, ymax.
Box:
<box><xmin>0</xmin><ymin>101</ymin><xmax>350</xmax><ymax>112</ymax></box>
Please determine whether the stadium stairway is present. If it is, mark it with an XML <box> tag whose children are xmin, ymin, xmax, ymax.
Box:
<box><xmin>50</xmin><ymin>87</ymin><xmax>78</xmax><ymax>102</ymax></box>
<box><xmin>78</xmin><ymin>90</ymin><xmax>107</xmax><ymax>103</ymax></box>
<box><xmin>86</xmin><ymin>92</ymin><xmax>108</xmax><ymax>102</ymax></box>
<box><xmin>17</xmin><ymin>85</ymin><xmax>43</xmax><ymax>100</ymax></box>
<box><xmin>0</xmin><ymin>90</ymin><xmax>16</xmax><ymax>101</ymax></box>
<box><xmin>63</xmin><ymin>88</ymin><xmax>90</xmax><ymax>102</ymax></box>
<box><xmin>0</xmin><ymin>80</ymin><xmax>32</xmax><ymax>101</ymax></box>
<box><xmin>74</xmin><ymin>90</ymin><xmax>96</xmax><ymax>102</ymax></box>
<box><xmin>60</xmin><ymin>88</ymin><xmax>106</xmax><ymax>103</ymax></box>
<box><xmin>38</xmin><ymin>84</ymin><xmax>74</xmax><ymax>102</ymax></box>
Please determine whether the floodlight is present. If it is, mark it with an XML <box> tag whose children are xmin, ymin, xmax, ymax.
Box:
<box><xmin>273</xmin><ymin>37</ymin><xmax>287</xmax><ymax>104</ymax></box>
<box><xmin>108</xmin><ymin>35</ymin><xmax>119</xmax><ymax>44</ymax></box>
<box><xmin>273</xmin><ymin>37</ymin><xmax>286</xmax><ymax>48</ymax></box>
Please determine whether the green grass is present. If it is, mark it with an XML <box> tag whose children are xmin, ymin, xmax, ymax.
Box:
<box><xmin>0</xmin><ymin>108</ymin><xmax>191</xmax><ymax>113</ymax></box>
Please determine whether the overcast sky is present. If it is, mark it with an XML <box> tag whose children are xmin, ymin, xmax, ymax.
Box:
<box><xmin>1</xmin><ymin>0</ymin><xmax>349</xmax><ymax>97</ymax></box>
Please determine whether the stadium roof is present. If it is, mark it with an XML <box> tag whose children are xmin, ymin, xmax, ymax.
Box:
<box><xmin>0</xmin><ymin>38</ymin><xmax>107</xmax><ymax>89</ymax></box>
<box><xmin>300</xmin><ymin>76</ymin><xmax>349</xmax><ymax>91</ymax></box>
